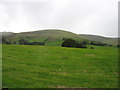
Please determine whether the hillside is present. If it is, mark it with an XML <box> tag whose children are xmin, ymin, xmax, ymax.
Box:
<box><xmin>79</xmin><ymin>34</ymin><xmax>119</xmax><ymax>46</ymax></box>
<box><xmin>0</xmin><ymin>32</ymin><xmax>14</xmax><ymax>44</ymax></box>
<box><xmin>1</xmin><ymin>29</ymin><xmax>86</xmax><ymax>46</ymax></box>
<box><xmin>1</xmin><ymin>29</ymin><xmax>119</xmax><ymax>46</ymax></box>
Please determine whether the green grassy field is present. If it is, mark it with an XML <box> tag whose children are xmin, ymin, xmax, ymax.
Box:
<box><xmin>2</xmin><ymin>45</ymin><xmax>118</xmax><ymax>88</ymax></box>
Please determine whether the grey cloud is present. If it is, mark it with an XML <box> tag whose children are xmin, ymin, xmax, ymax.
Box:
<box><xmin>0</xmin><ymin>0</ymin><xmax>118</xmax><ymax>37</ymax></box>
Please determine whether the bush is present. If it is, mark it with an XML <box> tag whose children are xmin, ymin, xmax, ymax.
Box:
<box><xmin>81</xmin><ymin>40</ymin><xmax>88</xmax><ymax>45</ymax></box>
<box><xmin>62</xmin><ymin>39</ymin><xmax>76</xmax><ymax>47</ymax></box>
<box><xmin>62</xmin><ymin>39</ymin><xmax>87</xmax><ymax>48</ymax></box>
<box><xmin>2</xmin><ymin>36</ymin><xmax>7</xmax><ymax>44</ymax></box>
<box><xmin>117</xmin><ymin>45</ymin><xmax>120</xmax><ymax>48</ymax></box>
<box><xmin>76</xmin><ymin>42</ymin><xmax>87</xmax><ymax>48</ymax></box>
<box><xmin>90</xmin><ymin>47</ymin><xmax>94</xmax><ymax>49</ymax></box>
<box><xmin>90</xmin><ymin>41</ymin><xmax>106</xmax><ymax>46</ymax></box>
<box><xmin>18</xmin><ymin>39</ymin><xmax>29</xmax><ymax>45</ymax></box>
<box><xmin>6</xmin><ymin>41</ymin><xmax>11</xmax><ymax>44</ymax></box>
<box><xmin>13</xmin><ymin>41</ymin><xmax>16</xmax><ymax>44</ymax></box>
<box><xmin>107</xmin><ymin>44</ymin><xmax>112</xmax><ymax>46</ymax></box>
<box><xmin>29</xmin><ymin>42</ymin><xmax>44</xmax><ymax>45</ymax></box>
<box><xmin>18</xmin><ymin>39</ymin><xmax>44</xmax><ymax>46</ymax></box>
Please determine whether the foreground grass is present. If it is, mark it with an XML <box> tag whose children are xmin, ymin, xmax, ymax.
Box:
<box><xmin>2</xmin><ymin>45</ymin><xmax>118</xmax><ymax>88</ymax></box>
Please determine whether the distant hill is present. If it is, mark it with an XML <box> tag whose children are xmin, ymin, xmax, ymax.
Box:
<box><xmin>0</xmin><ymin>29</ymin><xmax>86</xmax><ymax>46</ymax></box>
<box><xmin>79</xmin><ymin>34</ymin><xmax>119</xmax><ymax>46</ymax></box>
<box><xmin>0</xmin><ymin>32</ymin><xmax>14</xmax><ymax>44</ymax></box>
<box><xmin>0</xmin><ymin>32</ymin><xmax>14</xmax><ymax>36</ymax></box>
<box><xmin>0</xmin><ymin>29</ymin><xmax>119</xmax><ymax>46</ymax></box>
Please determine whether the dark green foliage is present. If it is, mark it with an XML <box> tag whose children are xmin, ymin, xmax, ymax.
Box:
<box><xmin>107</xmin><ymin>44</ymin><xmax>113</xmax><ymax>46</ymax></box>
<box><xmin>90</xmin><ymin>47</ymin><xmax>94</xmax><ymax>49</ymax></box>
<box><xmin>62</xmin><ymin>39</ymin><xmax>87</xmax><ymax>48</ymax></box>
<box><xmin>2</xmin><ymin>36</ymin><xmax>6</xmax><ymax>44</ymax></box>
<box><xmin>90</xmin><ymin>41</ymin><xmax>107</xmax><ymax>46</ymax></box>
<box><xmin>13</xmin><ymin>41</ymin><xmax>16</xmax><ymax>44</ymax></box>
<box><xmin>18</xmin><ymin>39</ymin><xmax>29</xmax><ymax>45</ymax></box>
<box><xmin>6</xmin><ymin>41</ymin><xmax>11</xmax><ymax>44</ymax></box>
<box><xmin>18</xmin><ymin>39</ymin><xmax>45</xmax><ymax>46</ymax></box>
<box><xmin>117</xmin><ymin>44</ymin><xmax>120</xmax><ymax>48</ymax></box>
<box><xmin>28</xmin><ymin>42</ymin><xmax>45</xmax><ymax>45</ymax></box>
<box><xmin>76</xmin><ymin>42</ymin><xmax>87</xmax><ymax>48</ymax></box>
<box><xmin>81</xmin><ymin>40</ymin><xmax>88</xmax><ymax>45</ymax></box>
<box><xmin>62</xmin><ymin>39</ymin><xmax>76</xmax><ymax>47</ymax></box>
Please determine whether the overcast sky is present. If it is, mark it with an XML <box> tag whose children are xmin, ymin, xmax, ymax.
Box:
<box><xmin>0</xmin><ymin>0</ymin><xmax>119</xmax><ymax>37</ymax></box>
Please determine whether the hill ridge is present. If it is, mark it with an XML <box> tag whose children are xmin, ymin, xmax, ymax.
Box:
<box><xmin>0</xmin><ymin>29</ymin><xmax>119</xmax><ymax>45</ymax></box>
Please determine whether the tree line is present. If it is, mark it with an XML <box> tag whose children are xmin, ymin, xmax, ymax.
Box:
<box><xmin>2</xmin><ymin>37</ymin><xmax>119</xmax><ymax>48</ymax></box>
<box><xmin>2</xmin><ymin>37</ymin><xmax>45</xmax><ymax>46</ymax></box>
<box><xmin>61</xmin><ymin>38</ymin><xmax>116</xmax><ymax>48</ymax></box>
<box><xmin>62</xmin><ymin>39</ymin><xmax>87</xmax><ymax>48</ymax></box>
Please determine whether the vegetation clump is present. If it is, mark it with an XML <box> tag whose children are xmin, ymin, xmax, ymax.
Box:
<box><xmin>62</xmin><ymin>39</ymin><xmax>87</xmax><ymax>48</ymax></box>
<box><xmin>90</xmin><ymin>47</ymin><xmax>94</xmax><ymax>49</ymax></box>
<box><xmin>117</xmin><ymin>44</ymin><xmax>120</xmax><ymax>48</ymax></box>
<box><xmin>62</xmin><ymin>39</ymin><xmax>76</xmax><ymax>47</ymax></box>
<box><xmin>90</xmin><ymin>41</ymin><xmax>107</xmax><ymax>46</ymax></box>
<box><xmin>18</xmin><ymin>39</ymin><xmax>45</xmax><ymax>46</ymax></box>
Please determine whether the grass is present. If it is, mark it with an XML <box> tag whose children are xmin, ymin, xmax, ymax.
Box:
<box><xmin>2</xmin><ymin>45</ymin><xmax>118</xmax><ymax>88</ymax></box>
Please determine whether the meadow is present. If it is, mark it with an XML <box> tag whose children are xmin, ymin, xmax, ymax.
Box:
<box><xmin>2</xmin><ymin>45</ymin><xmax>118</xmax><ymax>88</ymax></box>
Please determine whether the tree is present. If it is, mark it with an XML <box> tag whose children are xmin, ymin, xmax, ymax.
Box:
<box><xmin>6</xmin><ymin>41</ymin><xmax>11</xmax><ymax>44</ymax></box>
<box><xmin>14</xmin><ymin>41</ymin><xmax>16</xmax><ymax>44</ymax></box>
<box><xmin>62</xmin><ymin>39</ymin><xmax>76</xmax><ymax>47</ymax></box>
<box><xmin>29</xmin><ymin>42</ymin><xmax>44</xmax><ymax>45</ymax></box>
<box><xmin>62</xmin><ymin>39</ymin><xmax>87</xmax><ymax>48</ymax></box>
<box><xmin>2</xmin><ymin>36</ymin><xmax>6</xmax><ymax>44</ymax></box>
<box><xmin>117</xmin><ymin>44</ymin><xmax>120</xmax><ymax>48</ymax></box>
<box><xmin>90</xmin><ymin>47</ymin><xmax>94</xmax><ymax>49</ymax></box>
<box><xmin>90</xmin><ymin>41</ymin><xmax>106</xmax><ymax>46</ymax></box>
<box><xmin>18</xmin><ymin>39</ymin><xmax>29</xmax><ymax>45</ymax></box>
<box><xmin>81</xmin><ymin>40</ymin><xmax>88</xmax><ymax>45</ymax></box>
<box><xmin>76</xmin><ymin>42</ymin><xmax>87</xmax><ymax>48</ymax></box>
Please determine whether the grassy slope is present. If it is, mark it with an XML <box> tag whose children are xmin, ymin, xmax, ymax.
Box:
<box><xmin>2</xmin><ymin>45</ymin><xmax>118</xmax><ymax>88</ymax></box>
<box><xmin>1</xmin><ymin>30</ymin><xmax>118</xmax><ymax>46</ymax></box>
<box><xmin>4</xmin><ymin>30</ymin><xmax>85</xmax><ymax>45</ymax></box>
<box><xmin>79</xmin><ymin>34</ymin><xmax>118</xmax><ymax>46</ymax></box>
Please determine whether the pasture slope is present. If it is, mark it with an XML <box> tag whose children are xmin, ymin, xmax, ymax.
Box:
<box><xmin>1</xmin><ymin>29</ymin><xmax>119</xmax><ymax>46</ymax></box>
<box><xmin>2</xmin><ymin>45</ymin><xmax>118</xmax><ymax>88</ymax></box>
<box><xmin>79</xmin><ymin>34</ymin><xmax>119</xmax><ymax>46</ymax></box>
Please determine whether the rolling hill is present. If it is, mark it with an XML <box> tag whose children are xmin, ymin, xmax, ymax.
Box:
<box><xmin>0</xmin><ymin>29</ymin><xmax>119</xmax><ymax>46</ymax></box>
<box><xmin>0</xmin><ymin>29</ymin><xmax>86</xmax><ymax>46</ymax></box>
<box><xmin>79</xmin><ymin>34</ymin><xmax>119</xmax><ymax>46</ymax></box>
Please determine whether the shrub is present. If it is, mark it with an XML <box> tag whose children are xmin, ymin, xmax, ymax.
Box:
<box><xmin>90</xmin><ymin>41</ymin><xmax>106</xmax><ymax>46</ymax></box>
<box><xmin>62</xmin><ymin>39</ymin><xmax>87</xmax><ymax>48</ymax></box>
<box><xmin>6</xmin><ymin>41</ymin><xmax>11</xmax><ymax>44</ymax></box>
<box><xmin>81</xmin><ymin>40</ymin><xmax>88</xmax><ymax>45</ymax></box>
<box><xmin>13</xmin><ymin>41</ymin><xmax>16</xmax><ymax>44</ymax></box>
<box><xmin>29</xmin><ymin>42</ymin><xmax>44</xmax><ymax>45</ymax></box>
<box><xmin>2</xmin><ymin>36</ymin><xmax>7</xmax><ymax>44</ymax></box>
<box><xmin>62</xmin><ymin>39</ymin><xmax>76</xmax><ymax>47</ymax></box>
<box><xmin>90</xmin><ymin>47</ymin><xmax>94</xmax><ymax>49</ymax></box>
<box><xmin>117</xmin><ymin>45</ymin><xmax>120</xmax><ymax>48</ymax></box>
<box><xmin>76</xmin><ymin>42</ymin><xmax>87</xmax><ymax>48</ymax></box>
<box><xmin>18</xmin><ymin>39</ymin><xmax>29</xmax><ymax>45</ymax></box>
